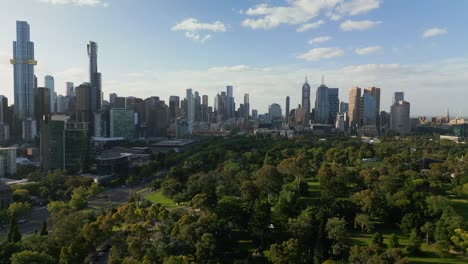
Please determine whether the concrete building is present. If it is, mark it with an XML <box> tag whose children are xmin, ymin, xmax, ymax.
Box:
<box><xmin>0</xmin><ymin>148</ymin><xmax>16</xmax><ymax>177</ymax></box>
<box><xmin>390</xmin><ymin>101</ymin><xmax>411</xmax><ymax>134</ymax></box>
<box><xmin>110</xmin><ymin>108</ymin><xmax>135</xmax><ymax>139</ymax></box>
<box><xmin>348</xmin><ymin>87</ymin><xmax>361</xmax><ymax>131</ymax></box>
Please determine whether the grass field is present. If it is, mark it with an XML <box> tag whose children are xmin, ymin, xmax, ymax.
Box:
<box><xmin>450</xmin><ymin>198</ymin><xmax>468</xmax><ymax>222</ymax></box>
<box><xmin>144</xmin><ymin>190</ymin><xmax>179</xmax><ymax>208</ymax></box>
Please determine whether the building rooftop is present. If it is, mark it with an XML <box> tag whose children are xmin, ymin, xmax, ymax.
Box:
<box><xmin>152</xmin><ymin>139</ymin><xmax>195</xmax><ymax>147</ymax></box>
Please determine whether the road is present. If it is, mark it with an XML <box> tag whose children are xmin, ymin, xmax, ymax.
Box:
<box><xmin>0</xmin><ymin>206</ymin><xmax>50</xmax><ymax>236</ymax></box>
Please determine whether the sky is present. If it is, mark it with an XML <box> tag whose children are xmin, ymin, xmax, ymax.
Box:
<box><xmin>0</xmin><ymin>0</ymin><xmax>467</xmax><ymax>116</ymax></box>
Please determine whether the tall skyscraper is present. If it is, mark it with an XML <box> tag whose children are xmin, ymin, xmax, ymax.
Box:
<box><xmin>11</xmin><ymin>21</ymin><xmax>36</xmax><ymax>121</ymax></box>
<box><xmin>169</xmin><ymin>96</ymin><xmax>180</xmax><ymax>121</ymax></box>
<box><xmin>45</xmin><ymin>75</ymin><xmax>55</xmax><ymax>113</ymax></box>
<box><xmin>244</xmin><ymin>93</ymin><xmax>250</xmax><ymax>120</ymax></box>
<box><xmin>348</xmin><ymin>87</ymin><xmax>361</xmax><ymax>130</ymax></box>
<box><xmin>364</xmin><ymin>87</ymin><xmax>381</xmax><ymax>128</ymax></box>
<box><xmin>393</xmin><ymin>92</ymin><xmax>404</xmax><ymax>105</ymax></box>
<box><xmin>315</xmin><ymin>83</ymin><xmax>329</xmax><ymax>124</ymax></box>
<box><xmin>361</xmin><ymin>92</ymin><xmax>377</xmax><ymax>126</ymax></box>
<box><xmin>226</xmin><ymin>86</ymin><xmax>234</xmax><ymax>119</ymax></box>
<box><xmin>285</xmin><ymin>96</ymin><xmax>290</xmax><ymax>122</ymax></box>
<box><xmin>328</xmin><ymin>88</ymin><xmax>339</xmax><ymax>124</ymax></box>
<box><xmin>301</xmin><ymin>77</ymin><xmax>311</xmax><ymax>125</ymax></box>
<box><xmin>87</xmin><ymin>41</ymin><xmax>101</xmax><ymax>111</ymax></box>
<box><xmin>186</xmin><ymin>89</ymin><xmax>195</xmax><ymax>132</ymax></box>
<box><xmin>66</xmin><ymin>82</ymin><xmax>74</xmax><ymax>97</ymax></box>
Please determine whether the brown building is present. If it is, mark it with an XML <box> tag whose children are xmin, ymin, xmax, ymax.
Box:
<box><xmin>348</xmin><ymin>87</ymin><xmax>361</xmax><ymax>131</ymax></box>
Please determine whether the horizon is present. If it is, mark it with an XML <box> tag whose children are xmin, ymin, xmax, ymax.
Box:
<box><xmin>0</xmin><ymin>0</ymin><xmax>467</xmax><ymax>116</ymax></box>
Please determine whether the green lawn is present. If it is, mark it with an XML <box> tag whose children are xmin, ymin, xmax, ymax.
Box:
<box><xmin>350</xmin><ymin>229</ymin><xmax>467</xmax><ymax>264</ymax></box>
<box><xmin>306</xmin><ymin>178</ymin><xmax>321</xmax><ymax>198</ymax></box>
<box><xmin>144</xmin><ymin>190</ymin><xmax>179</xmax><ymax>208</ymax></box>
<box><xmin>450</xmin><ymin>198</ymin><xmax>468</xmax><ymax>222</ymax></box>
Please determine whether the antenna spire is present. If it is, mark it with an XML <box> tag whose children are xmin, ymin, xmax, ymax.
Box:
<box><xmin>321</xmin><ymin>75</ymin><xmax>324</xmax><ymax>85</ymax></box>
<box><xmin>305</xmin><ymin>75</ymin><xmax>308</xmax><ymax>83</ymax></box>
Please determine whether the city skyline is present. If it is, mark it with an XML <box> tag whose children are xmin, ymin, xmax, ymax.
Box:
<box><xmin>0</xmin><ymin>1</ymin><xmax>467</xmax><ymax>116</ymax></box>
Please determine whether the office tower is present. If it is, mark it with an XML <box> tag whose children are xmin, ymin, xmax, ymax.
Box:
<box><xmin>335</xmin><ymin>112</ymin><xmax>346</xmax><ymax>132</ymax></box>
<box><xmin>380</xmin><ymin>111</ymin><xmax>390</xmax><ymax>132</ymax></box>
<box><xmin>176</xmin><ymin>118</ymin><xmax>189</xmax><ymax>138</ymax></box>
<box><xmin>146</xmin><ymin>100</ymin><xmax>169</xmax><ymax>137</ymax></box>
<box><xmin>269</xmin><ymin>104</ymin><xmax>282</xmax><ymax>120</ymax></box>
<box><xmin>75</xmin><ymin>83</ymin><xmax>92</xmax><ymax>112</ymax></box>
<box><xmin>110</xmin><ymin>108</ymin><xmax>135</xmax><ymax>139</ymax></box>
<box><xmin>0</xmin><ymin>148</ymin><xmax>17</xmax><ymax>177</ymax></box>
<box><xmin>0</xmin><ymin>96</ymin><xmax>10</xmax><ymax>144</ymax></box>
<box><xmin>87</xmin><ymin>41</ymin><xmax>101</xmax><ymax>111</ymax></box>
<box><xmin>361</xmin><ymin>93</ymin><xmax>377</xmax><ymax>126</ymax></box>
<box><xmin>364</xmin><ymin>87</ymin><xmax>381</xmax><ymax>128</ymax></box>
<box><xmin>12</xmin><ymin>21</ymin><xmax>36</xmax><ymax>120</ymax></box>
<box><xmin>390</xmin><ymin>101</ymin><xmax>411</xmax><ymax>134</ymax></box>
<box><xmin>340</xmin><ymin>102</ymin><xmax>349</xmax><ymax>113</ymax></box>
<box><xmin>41</xmin><ymin>115</ymin><xmax>89</xmax><ymax>174</ymax></box>
<box><xmin>35</xmin><ymin>87</ymin><xmax>51</xmax><ymax>125</ymax></box>
<box><xmin>393</xmin><ymin>92</ymin><xmax>404</xmax><ymax>105</ymax></box>
<box><xmin>34</xmin><ymin>75</ymin><xmax>38</xmax><ymax>90</ymax></box>
<box><xmin>301</xmin><ymin>78</ymin><xmax>311</xmax><ymax>124</ymax></box>
<box><xmin>244</xmin><ymin>94</ymin><xmax>250</xmax><ymax>120</ymax></box>
<box><xmin>348</xmin><ymin>87</ymin><xmax>361</xmax><ymax>130</ymax></box>
<box><xmin>45</xmin><ymin>75</ymin><xmax>55</xmax><ymax>113</ymax></box>
<box><xmin>295</xmin><ymin>105</ymin><xmax>306</xmax><ymax>126</ymax></box>
<box><xmin>285</xmin><ymin>96</ymin><xmax>290</xmax><ymax>122</ymax></box>
<box><xmin>194</xmin><ymin>91</ymin><xmax>201</xmax><ymax>121</ymax></box>
<box><xmin>201</xmin><ymin>95</ymin><xmax>209</xmax><ymax>122</ymax></box>
<box><xmin>66</xmin><ymin>82</ymin><xmax>74</xmax><ymax>97</ymax></box>
<box><xmin>202</xmin><ymin>95</ymin><xmax>208</xmax><ymax>106</ymax></box>
<box><xmin>169</xmin><ymin>96</ymin><xmax>180</xmax><ymax>121</ymax></box>
<box><xmin>315</xmin><ymin>83</ymin><xmax>329</xmax><ymax>124</ymax></box>
<box><xmin>109</xmin><ymin>93</ymin><xmax>117</xmax><ymax>106</ymax></box>
<box><xmin>252</xmin><ymin>109</ymin><xmax>258</xmax><ymax>119</ymax></box>
<box><xmin>328</xmin><ymin>88</ymin><xmax>339</xmax><ymax>124</ymax></box>
<box><xmin>226</xmin><ymin>86</ymin><xmax>234</xmax><ymax>119</ymax></box>
<box><xmin>185</xmin><ymin>89</ymin><xmax>195</xmax><ymax>132</ymax></box>
<box><xmin>0</xmin><ymin>96</ymin><xmax>7</xmax><ymax>124</ymax></box>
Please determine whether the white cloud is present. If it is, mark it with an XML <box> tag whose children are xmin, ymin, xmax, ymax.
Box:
<box><xmin>296</xmin><ymin>20</ymin><xmax>325</xmax><ymax>32</ymax></box>
<box><xmin>297</xmin><ymin>47</ymin><xmax>344</xmax><ymax>62</ymax></box>
<box><xmin>172</xmin><ymin>18</ymin><xmax>226</xmax><ymax>43</ymax></box>
<box><xmin>340</xmin><ymin>19</ymin><xmax>381</xmax><ymax>31</ymax></box>
<box><xmin>172</xmin><ymin>18</ymin><xmax>226</xmax><ymax>33</ymax></box>
<box><xmin>335</xmin><ymin>0</ymin><xmax>381</xmax><ymax>16</ymax></box>
<box><xmin>38</xmin><ymin>0</ymin><xmax>108</xmax><ymax>7</ymax></box>
<box><xmin>309</xmin><ymin>36</ymin><xmax>332</xmax><ymax>44</ymax></box>
<box><xmin>208</xmin><ymin>65</ymin><xmax>271</xmax><ymax>73</ymax></box>
<box><xmin>241</xmin><ymin>0</ymin><xmax>381</xmax><ymax>30</ymax></box>
<box><xmin>355</xmin><ymin>46</ymin><xmax>382</xmax><ymax>55</ymax></box>
<box><xmin>422</xmin><ymin>27</ymin><xmax>448</xmax><ymax>38</ymax></box>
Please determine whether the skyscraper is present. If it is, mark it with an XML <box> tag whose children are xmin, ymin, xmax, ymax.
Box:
<box><xmin>301</xmin><ymin>78</ymin><xmax>311</xmax><ymax>125</ymax></box>
<box><xmin>285</xmin><ymin>96</ymin><xmax>290</xmax><ymax>123</ymax></box>
<box><xmin>226</xmin><ymin>86</ymin><xmax>234</xmax><ymax>119</ymax></box>
<box><xmin>364</xmin><ymin>87</ymin><xmax>381</xmax><ymax>128</ymax></box>
<box><xmin>87</xmin><ymin>41</ymin><xmax>101</xmax><ymax>111</ymax></box>
<box><xmin>244</xmin><ymin>93</ymin><xmax>250</xmax><ymax>120</ymax></box>
<box><xmin>390</xmin><ymin>101</ymin><xmax>411</xmax><ymax>134</ymax></box>
<box><xmin>66</xmin><ymin>82</ymin><xmax>74</xmax><ymax>97</ymax></box>
<box><xmin>348</xmin><ymin>87</ymin><xmax>361</xmax><ymax>131</ymax></box>
<box><xmin>393</xmin><ymin>92</ymin><xmax>404</xmax><ymax>105</ymax></box>
<box><xmin>361</xmin><ymin>93</ymin><xmax>377</xmax><ymax>126</ymax></box>
<box><xmin>45</xmin><ymin>75</ymin><xmax>55</xmax><ymax>113</ymax></box>
<box><xmin>186</xmin><ymin>89</ymin><xmax>195</xmax><ymax>132</ymax></box>
<box><xmin>12</xmin><ymin>21</ymin><xmax>36</xmax><ymax>121</ymax></box>
<box><xmin>328</xmin><ymin>88</ymin><xmax>339</xmax><ymax>124</ymax></box>
<box><xmin>169</xmin><ymin>96</ymin><xmax>180</xmax><ymax>121</ymax></box>
<box><xmin>315</xmin><ymin>83</ymin><xmax>329</xmax><ymax>124</ymax></box>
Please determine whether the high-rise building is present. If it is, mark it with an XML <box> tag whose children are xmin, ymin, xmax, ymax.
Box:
<box><xmin>226</xmin><ymin>86</ymin><xmax>235</xmax><ymax>119</ymax></box>
<box><xmin>364</xmin><ymin>87</ymin><xmax>381</xmax><ymax>128</ymax></box>
<box><xmin>194</xmin><ymin>91</ymin><xmax>201</xmax><ymax>121</ymax></box>
<box><xmin>348</xmin><ymin>87</ymin><xmax>361</xmax><ymax>131</ymax></box>
<box><xmin>66</xmin><ymin>82</ymin><xmax>74</xmax><ymax>97</ymax></box>
<box><xmin>340</xmin><ymin>102</ymin><xmax>349</xmax><ymax>113</ymax></box>
<box><xmin>361</xmin><ymin>93</ymin><xmax>377</xmax><ymax>126</ymax></box>
<box><xmin>201</xmin><ymin>95</ymin><xmax>209</xmax><ymax>122</ymax></box>
<box><xmin>390</xmin><ymin>101</ymin><xmax>411</xmax><ymax>134</ymax></box>
<box><xmin>393</xmin><ymin>92</ymin><xmax>404</xmax><ymax>105</ymax></box>
<box><xmin>35</xmin><ymin>87</ymin><xmax>51</xmax><ymax>127</ymax></box>
<box><xmin>285</xmin><ymin>96</ymin><xmax>290</xmax><ymax>122</ymax></box>
<box><xmin>109</xmin><ymin>93</ymin><xmax>117</xmax><ymax>106</ymax></box>
<box><xmin>169</xmin><ymin>96</ymin><xmax>180</xmax><ymax>121</ymax></box>
<box><xmin>75</xmin><ymin>83</ymin><xmax>92</xmax><ymax>112</ymax></box>
<box><xmin>243</xmin><ymin>93</ymin><xmax>250</xmax><ymax>120</ymax></box>
<box><xmin>45</xmin><ymin>75</ymin><xmax>55</xmax><ymax>113</ymax></box>
<box><xmin>0</xmin><ymin>96</ymin><xmax>9</xmax><ymax>144</ymax></box>
<box><xmin>0</xmin><ymin>148</ymin><xmax>17</xmax><ymax>177</ymax></box>
<box><xmin>315</xmin><ymin>83</ymin><xmax>329</xmax><ymax>124</ymax></box>
<box><xmin>0</xmin><ymin>96</ymin><xmax>7</xmax><ymax>124</ymax></box>
<box><xmin>185</xmin><ymin>89</ymin><xmax>195</xmax><ymax>132</ymax></box>
<box><xmin>252</xmin><ymin>109</ymin><xmax>258</xmax><ymax>119</ymax></box>
<box><xmin>110</xmin><ymin>108</ymin><xmax>135</xmax><ymax>139</ymax></box>
<box><xmin>301</xmin><ymin>78</ymin><xmax>311</xmax><ymax>124</ymax></box>
<box><xmin>12</xmin><ymin>21</ymin><xmax>36</xmax><ymax>120</ymax></box>
<box><xmin>328</xmin><ymin>88</ymin><xmax>339</xmax><ymax>124</ymax></box>
<box><xmin>269</xmin><ymin>103</ymin><xmax>282</xmax><ymax>120</ymax></box>
<box><xmin>87</xmin><ymin>41</ymin><xmax>101</xmax><ymax>111</ymax></box>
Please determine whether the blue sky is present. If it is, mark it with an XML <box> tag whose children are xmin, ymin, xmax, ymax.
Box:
<box><xmin>0</xmin><ymin>0</ymin><xmax>467</xmax><ymax>116</ymax></box>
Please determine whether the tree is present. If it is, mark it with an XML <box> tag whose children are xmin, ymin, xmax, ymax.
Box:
<box><xmin>326</xmin><ymin>217</ymin><xmax>349</xmax><ymax>257</ymax></box>
<box><xmin>195</xmin><ymin>233</ymin><xmax>217</xmax><ymax>262</ymax></box>
<box><xmin>420</xmin><ymin>222</ymin><xmax>434</xmax><ymax>245</ymax></box>
<box><xmin>354</xmin><ymin>214</ymin><xmax>374</xmax><ymax>233</ymax></box>
<box><xmin>451</xmin><ymin>228</ymin><xmax>468</xmax><ymax>255</ymax></box>
<box><xmin>7</xmin><ymin>217</ymin><xmax>22</xmax><ymax>243</ymax></box>
<box><xmin>47</xmin><ymin>201</ymin><xmax>70</xmax><ymax>215</ymax></box>
<box><xmin>70</xmin><ymin>186</ymin><xmax>88</xmax><ymax>210</ymax></box>
<box><xmin>268</xmin><ymin>238</ymin><xmax>307</xmax><ymax>264</ymax></box>
<box><xmin>389</xmin><ymin>234</ymin><xmax>400</xmax><ymax>248</ymax></box>
<box><xmin>39</xmin><ymin>221</ymin><xmax>48</xmax><ymax>236</ymax></box>
<box><xmin>8</xmin><ymin>202</ymin><xmax>31</xmax><ymax>219</ymax></box>
<box><xmin>12</xmin><ymin>189</ymin><xmax>30</xmax><ymax>203</ymax></box>
<box><xmin>248</xmin><ymin>199</ymin><xmax>271</xmax><ymax>247</ymax></box>
<box><xmin>406</xmin><ymin>229</ymin><xmax>421</xmax><ymax>255</ymax></box>
<box><xmin>11</xmin><ymin>250</ymin><xmax>55</xmax><ymax>264</ymax></box>
<box><xmin>371</xmin><ymin>232</ymin><xmax>385</xmax><ymax>248</ymax></box>
<box><xmin>254</xmin><ymin>165</ymin><xmax>283</xmax><ymax>203</ymax></box>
